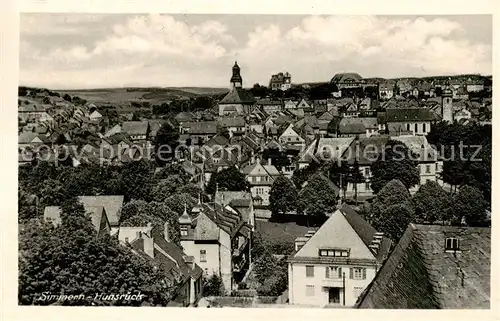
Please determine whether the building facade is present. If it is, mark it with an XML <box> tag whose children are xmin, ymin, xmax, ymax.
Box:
<box><xmin>288</xmin><ymin>204</ymin><xmax>391</xmax><ymax>307</ymax></box>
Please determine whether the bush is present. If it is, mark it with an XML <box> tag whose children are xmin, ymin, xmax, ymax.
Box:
<box><xmin>203</xmin><ymin>274</ymin><xmax>224</xmax><ymax>296</ymax></box>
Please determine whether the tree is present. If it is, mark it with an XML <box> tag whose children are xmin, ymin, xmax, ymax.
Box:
<box><xmin>39</xmin><ymin>179</ymin><xmax>67</xmax><ymax>207</ymax></box>
<box><xmin>375</xmin><ymin>203</ymin><xmax>415</xmax><ymax>242</ymax></box>
<box><xmin>19</xmin><ymin>86</ymin><xmax>28</xmax><ymax>96</ymax></box>
<box><xmin>450</xmin><ymin>185</ymin><xmax>489</xmax><ymax>227</ymax></box>
<box><xmin>154</xmin><ymin>122</ymin><xmax>180</xmax><ymax>165</ymax></box>
<box><xmin>292</xmin><ymin>160</ymin><xmax>321</xmax><ymax>189</ymax></box>
<box><xmin>269</xmin><ymin>176</ymin><xmax>299</xmax><ymax>217</ymax></box>
<box><xmin>19</xmin><ymin>199</ymin><xmax>177</xmax><ymax>306</ymax></box>
<box><xmin>206</xmin><ymin>166</ymin><xmax>250</xmax><ymax>195</ymax></box>
<box><xmin>343</xmin><ymin>161</ymin><xmax>365</xmax><ymax>203</ymax></box>
<box><xmin>412</xmin><ymin>181</ymin><xmax>452</xmax><ymax>224</ymax></box>
<box><xmin>202</xmin><ymin>274</ymin><xmax>224</xmax><ymax>296</ymax></box>
<box><xmin>370</xmin><ymin>140</ymin><xmax>420</xmax><ymax>194</ymax></box>
<box><xmin>163</xmin><ymin>193</ymin><xmax>197</xmax><ymax>217</ymax></box>
<box><xmin>369</xmin><ymin>179</ymin><xmax>414</xmax><ymax>232</ymax></box>
<box><xmin>327</xmin><ymin>117</ymin><xmax>341</xmax><ymax>135</ymax></box>
<box><xmin>300</xmin><ymin>174</ymin><xmax>338</xmax><ymax>224</ymax></box>
<box><xmin>62</xmin><ymin>93</ymin><xmax>72</xmax><ymax>102</ymax></box>
<box><xmin>120</xmin><ymin>160</ymin><xmax>156</xmax><ymax>202</ymax></box>
<box><xmin>253</xmin><ymin>250</ymin><xmax>288</xmax><ymax>296</ymax></box>
<box><xmin>151</xmin><ymin>175</ymin><xmax>185</xmax><ymax>201</ymax></box>
<box><xmin>121</xmin><ymin>201</ymin><xmax>181</xmax><ymax>245</ymax></box>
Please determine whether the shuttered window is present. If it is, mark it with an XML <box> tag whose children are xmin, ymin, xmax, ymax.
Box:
<box><xmin>306</xmin><ymin>265</ymin><xmax>314</xmax><ymax>277</ymax></box>
<box><xmin>325</xmin><ymin>266</ymin><xmax>342</xmax><ymax>279</ymax></box>
<box><xmin>350</xmin><ymin>267</ymin><xmax>366</xmax><ymax>280</ymax></box>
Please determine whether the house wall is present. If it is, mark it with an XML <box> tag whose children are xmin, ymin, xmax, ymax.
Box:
<box><xmin>167</xmin><ymin>279</ymin><xmax>190</xmax><ymax>307</ymax></box>
<box><xmin>388</xmin><ymin>121</ymin><xmax>431</xmax><ymax>136</ymax></box>
<box><xmin>250</xmin><ymin>185</ymin><xmax>272</xmax><ymax>206</ymax></box>
<box><xmin>419</xmin><ymin>162</ymin><xmax>437</xmax><ymax>185</ymax></box>
<box><xmin>181</xmin><ymin>241</ymin><xmax>220</xmax><ymax>277</ymax></box>
<box><xmin>219</xmin><ymin>230</ymin><xmax>233</xmax><ymax>293</ymax></box>
<box><xmin>219</xmin><ymin>104</ymin><xmax>244</xmax><ymax>116</ymax></box>
<box><xmin>289</xmin><ymin>263</ymin><xmax>377</xmax><ymax>307</ymax></box>
<box><xmin>250</xmin><ymin>124</ymin><xmax>263</xmax><ymax>134</ymax></box>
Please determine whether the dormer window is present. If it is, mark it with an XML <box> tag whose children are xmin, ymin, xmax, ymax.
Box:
<box><xmin>319</xmin><ymin>249</ymin><xmax>349</xmax><ymax>257</ymax></box>
<box><xmin>445</xmin><ymin>237</ymin><xmax>460</xmax><ymax>252</ymax></box>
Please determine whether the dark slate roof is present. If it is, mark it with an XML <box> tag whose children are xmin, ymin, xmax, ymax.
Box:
<box><xmin>219</xmin><ymin>87</ymin><xmax>255</xmax><ymax>104</ymax></box>
<box><xmin>342</xmin><ymin>136</ymin><xmax>390</xmax><ymax>165</ymax></box>
<box><xmin>357</xmin><ymin>224</ymin><xmax>491</xmax><ymax>309</ymax></box>
<box><xmin>383</xmin><ymin>108</ymin><xmax>438</xmax><ymax>123</ymax></box>
<box><xmin>331</xmin><ymin>73</ymin><xmax>363</xmax><ymax>83</ymax></box>
<box><xmin>195</xmin><ymin>203</ymin><xmax>247</xmax><ymax>239</ymax></box>
<box><xmin>340</xmin><ymin>204</ymin><xmax>392</xmax><ymax>263</ymax></box>
<box><xmin>78</xmin><ymin>195</ymin><xmax>124</xmax><ymax>226</ymax></box>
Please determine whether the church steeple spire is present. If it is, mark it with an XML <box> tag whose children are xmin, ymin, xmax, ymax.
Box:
<box><xmin>230</xmin><ymin>61</ymin><xmax>243</xmax><ymax>88</ymax></box>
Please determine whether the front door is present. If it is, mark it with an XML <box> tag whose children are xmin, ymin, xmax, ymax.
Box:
<box><xmin>328</xmin><ymin>287</ymin><xmax>340</xmax><ymax>304</ymax></box>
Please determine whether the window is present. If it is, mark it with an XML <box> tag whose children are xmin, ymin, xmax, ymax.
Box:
<box><xmin>200</xmin><ymin>250</ymin><xmax>207</xmax><ymax>262</ymax></box>
<box><xmin>325</xmin><ymin>266</ymin><xmax>342</xmax><ymax>279</ymax></box>
<box><xmin>252</xmin><ymin>176</ymin><xmax>257</xmax><ymax>183</ymax></box>
<box><xmin>319</xmin><ymin>249</ymin><xmax>349</xmax><ymax>257</ymax></box>
<box><xmin>445</xmin><ymin>237</ymin><xmax>460</xmax><ymax>252</ymax></box>
<box><xmin>414</xmin><ymin>123</ymin><xmax>418</xmax><ymax>133</ymax></box>
<box><xmin>364</xmin><ymin>168</ymin><xmax>370</xmax><ymax>176</ymax></box>
<box><xmin>306</xmin><ymin>285</ymin><xmax>315</xmax><ymax>297</ymax></box>
<box><xmin>180</xmin><ymin>226</ymin><xmax>188</xmax><ymax>236</ymax></box>
<box><xmin>350</xmin><ymin>267</ymin><xmax>366</xmax><ymax>280</ymax></box>
<box><xmin>365</xmin><ymin>182</ymin><xmax>370</xmax><ymax>190</ymax></box>
<box><xmin>306</xmin><ymin>265</ymin><xmax>314</xmax><ymax>277</ymax></box>
<box><xmin>406</xmin><ymin>124</ymin><xmax>410</xmax><ymax>131</ymax></box>
<box><xmin>425</xmin><ymin>164</ymin><xmax>431</xmax><ymax>173</ymax></box>
<box><xmin>423</xmin><ymin>123</ymin><xmax>426</xmax><ymax>132</ymax></box>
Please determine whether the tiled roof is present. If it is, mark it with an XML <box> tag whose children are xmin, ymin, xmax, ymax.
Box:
<box><xmin>18</xmin><ymin>132</ymin><xmax>49</xmax><ymax>144</ymax></box>
<box><xmin>122</xmin><ymin>121</ymin><xmax>149</xmax><ymax>136</ymax></box>
<box><xmin>338</xmin><ymin>117</ymin><xmax>377</xmax><ymax>134</ymax></box>
<box><xmin>357</xmin><ymin>224</ymin><xmax>491</xmax><ymax>309</ymax></box>
<box><xmin>192</xmin><ymin>203</ymin><xmax>247</xmax><ymax>239</ymax></box>
<box><xmin>340</xmin><ymin>204</ymin><xmax>391</xmax><ymax>263</ymax></box>
<box><xmin>316</xmin><ymin>137</ymin><xmax>355</xmax><ymax>161</ymax></box>
<box><xmin>78</xmin><ymin>195</ymin><xmax>124</xmax><ymax>226</ymax></box>
<box><xmin>219</xmin><ymin>87</ymin><xmax>255</xmax><ymax>104</ymax></box>
<box><xmin>218</xmin><ymin>116</ymin><xmax>245</xmax><ymax>128</ymax></box>
<box><xmin>185</xmin><ymin>121</ymin><xmax>217</xmax><ymax>135</ymax></box>
<box><xmin>342</xmin><ymin>136</ymin><xmax>390</xmax><ymax>165</ymax></box>
<box><xmin>214</xmin><ymin>191</ymin><xmax>252</xmax><ymax>205</ymax></box>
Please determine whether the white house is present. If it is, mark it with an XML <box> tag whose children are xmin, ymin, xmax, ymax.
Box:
<box><xmin>288</xmin><ymin>204</ymin><xmax>392</xmax><ymax>307</ymax></box>
<box><xmin>279</xmin><ymin>124</ymin><xmax>305</xmax><ymax>147</ymax></box>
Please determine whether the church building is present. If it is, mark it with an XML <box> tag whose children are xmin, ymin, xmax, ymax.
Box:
<box><xmin>218</xmin><ymin>62</ymin><xmax>256</xmax><ymax>116</ymax></box>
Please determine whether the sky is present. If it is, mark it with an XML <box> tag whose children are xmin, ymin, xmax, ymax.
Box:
<box><xmin>19</xmin><ymin>14</ymin><xmax>493</xmax><ymax>89</ymax></box>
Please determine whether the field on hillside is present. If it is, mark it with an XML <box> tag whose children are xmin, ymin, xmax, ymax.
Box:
<box><xmin>57</xmin><ymin>87</ymin><xmax>228</xmax><ymax>105</ymax></box>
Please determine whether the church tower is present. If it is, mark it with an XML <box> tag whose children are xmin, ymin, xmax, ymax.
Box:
<box><xmin>230</xmin><ymin>61</ymin><xmax>243</xmax><ymax>88</ymax></box>
<box><xmin>441</xmin><ymin>79</ymin><xmax>453</xmax><ymax>123</ymax></box>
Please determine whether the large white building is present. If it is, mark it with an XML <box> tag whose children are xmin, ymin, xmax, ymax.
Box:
<box><xmin>288</xmin><ymin>204</ymin><xmax>392</xmax><ymax>307</ymax></box>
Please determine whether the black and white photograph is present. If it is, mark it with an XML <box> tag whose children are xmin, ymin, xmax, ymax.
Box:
<box><xmin>6</xmin><ymin>1</ymin><xmax>496</xmax><ymax>315</ymax></box>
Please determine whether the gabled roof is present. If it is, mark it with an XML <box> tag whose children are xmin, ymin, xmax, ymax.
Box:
<box><xmin>338</xmin><ymin>117</ymin><xmax>377</xmax><ymax>134</ymax></box>
<box><xmin>214</xmin><ymin>191</ymin><xmax>252</xmax><ymax>206</ymax></box>
<box><xmin>357</xmin><ymin>224</ymin><xmax>490</xmax><ymax>309</ymax></box>
<box><xmin>219</xmin><ymin>87</ymin><xmax>255</xmax><ymax>104</ymax></box>
<box><xmin>290</xmin><ymin>204</ymin><xmax>389</xmax><ymax>264</ymax></box>
<box><xmin>342</xmin><ymin>136</ymin><xmax>390</xmax><ymax>165</ymax></box>
<box><xmin>339</xmin><ymin>204</ymin><xmax>391</xmax><ymax>262</ymax></box>
<box><xmin>18</xmin><ymin>132</ymin><xmax>49</xmax><ymax>144</ymax></box>
<box><xmin>316</xmin><ymin>137</ymin><xmax>355</xmax><ymax>160</ymax></box>
<box><xmin>185</xmin><ymin>121</ymin><xmax>217</xmax><ymax>135</ymax></box>
<box><xmin>122</xmin><ymin>121</ymin><xmax>149</xmax><ymax>136</ymax></box>
<box><xmin>78</xmin><ymin>195</ymin><xmax>124</xmax><ymax>226</ymax></box>
<box><xmin>192</xmin><ymin>203</ymin><xmax>247</xmax><ymax>240</ymax></box>
<box><xmin>218</xmin><ymin>116</ymin><xmax>245</xmax><ymax>128</ymax></box>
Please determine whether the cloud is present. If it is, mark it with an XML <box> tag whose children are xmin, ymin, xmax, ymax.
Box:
<box><xmin>19</xmin><ymin>14</ymin><xmax>492</xmax><ymax>89</ymax></box>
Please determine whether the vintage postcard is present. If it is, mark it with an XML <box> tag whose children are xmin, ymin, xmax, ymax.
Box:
<box><xmin>2</xmin><ymin>0</ymin><xmax>498</xmax><ymax>320</ymax></box>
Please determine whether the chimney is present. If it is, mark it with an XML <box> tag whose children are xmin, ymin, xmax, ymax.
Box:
<box><xmin>164</xmin><ymin>221</ymin><xmax>170</xmax><ymax>242</ymax></box>
<box><xmin>143</xmin><ymin>233</ymin><xmax>154</xmax><ymax>259</ymax></box>
<box><xmin>184</xmin><ymin>256</ymin><xmax>194</xmax><ymax>270</ymax></box>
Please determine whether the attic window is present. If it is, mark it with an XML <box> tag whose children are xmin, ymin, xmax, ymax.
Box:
<box><xmin>445</xmin><ymin>237</ymin><xmax>460</xmax><ymax>252</ymax></box>
<box><xmin>319</xmin><ymin>249</ymin><xmax>349</xmax><ymax>257</ymax></box>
